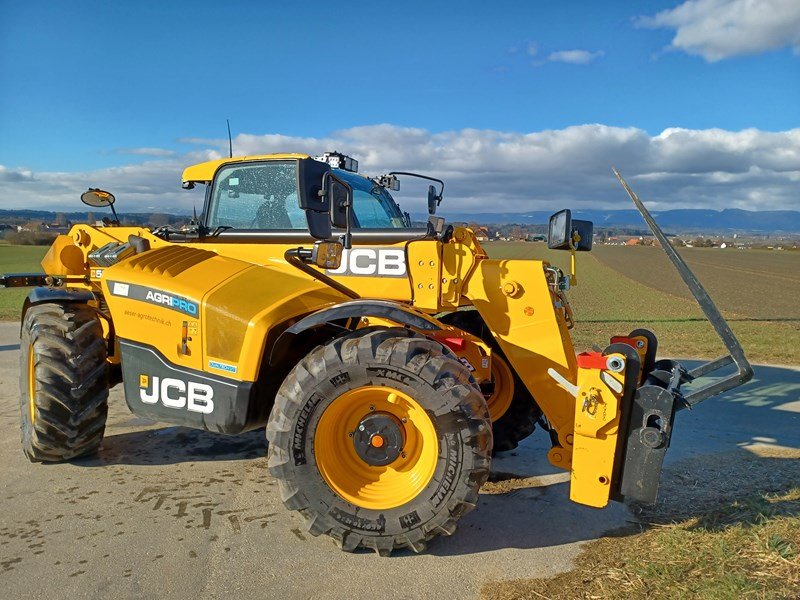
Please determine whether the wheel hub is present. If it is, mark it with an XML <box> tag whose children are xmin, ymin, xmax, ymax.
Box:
<box><xmin>353</xmin><ymin>412</ymin><xmax>405</xmax><ymax>466</ymax></box>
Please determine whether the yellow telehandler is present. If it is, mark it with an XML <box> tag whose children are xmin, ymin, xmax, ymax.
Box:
<box><xmin>1</xmin><ymin>152</ymin><xmax>752</xmax><ymax>555</ymax></box>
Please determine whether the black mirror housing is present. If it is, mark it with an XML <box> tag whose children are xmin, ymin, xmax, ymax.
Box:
<box><xmin>571</xmin><ymin>219</ymin><xmax>594</xmax><ymax>251</ymax></box>
<box><xmin>427</xmin><ymin>185</ymin><xmax>438</xmax><ymax>215</ymax></box>
<box><xmin>298</xmin><ymin>158</ymin><xmax>332</xmax><ymax>240</ymax></box>
<box><xmin>329</xmin><ymin>179</ymin><xmax>351</xmax><ymax>229</ymax></box>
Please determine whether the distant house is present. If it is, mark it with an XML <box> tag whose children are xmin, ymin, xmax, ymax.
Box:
<box><xmin>18</xmin><ymin>220</ymin><xmax>44</xmax><ymax>232</ymax></box>
<box><xmin>43</xmin><ymin>223</ymin><xmax>71</xmax><ymax>235</ymax></box>
<box><xmin>475</xmin><ymin>226</ymin><xmax>490</xmax><ymax>242</ymax></box>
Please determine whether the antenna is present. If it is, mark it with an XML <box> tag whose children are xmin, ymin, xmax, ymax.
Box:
<box><xmin>226</xmin><ymin>119</ymin><xmax>233</xmax><ymax>158</ymax></box>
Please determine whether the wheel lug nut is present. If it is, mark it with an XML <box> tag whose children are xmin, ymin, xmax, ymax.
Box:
<box><xmin>369</xmin><ymin>404</ymin><xmax>375</xmax><ymax>412</ymax></box>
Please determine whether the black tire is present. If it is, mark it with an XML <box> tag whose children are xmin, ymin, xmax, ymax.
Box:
<box><xmin>439</xmin><ymin>309</ymin><xmax>543</xmax><ymax>453</ymax></box>
<box><xmin>266</xmin><ymin>327</ymin><xmax>492</xmax><ymax>556</ymax></box>
<box><xmin>20</xmin><ymin>302</ymin><xmax>109</xmax><ymax>462</ymax></box>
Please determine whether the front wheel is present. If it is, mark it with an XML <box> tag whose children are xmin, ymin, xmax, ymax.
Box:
<box><xmin>20</xmin><ymin>302</ymin><xmax>108</xmax><ymax>462</ymax></box>
<box><xmin>266</xmin><ymin>328</ymin><xmax>492</xmax><ymax>555</ymax></box>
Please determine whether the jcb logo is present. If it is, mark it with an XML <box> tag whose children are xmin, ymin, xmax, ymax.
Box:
<box><xmin>139</xmin><ymin>375</ymin><xmax>214</xmax><ymax>414</ymax></box>
<box><xmin>327</xmin><ymin>248</ymin><xmax>406</xmax><ymax>277</ymax></box>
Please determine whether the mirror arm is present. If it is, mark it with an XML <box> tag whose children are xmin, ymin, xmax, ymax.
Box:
<box><xmin>568</xmin><ymin>232</ymin><xmax>578</xmax><ymax>286</ymax></box>
<box><xmin>343</xmin><ymin>200</ymin><xmax>353</xmax><ymax>249</ymax></box>
<box><xmin>108</xmin><ymin>202</ymin><xmax>120</xmax><ymax>225</ymax></box>
<box><xmin>388</xmin><ymin>172</ymin><xmax>445</xmax><ymax>202</ymax></box>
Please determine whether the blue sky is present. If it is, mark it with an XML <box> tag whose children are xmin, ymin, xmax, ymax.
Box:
<box><xmin>0</xmin><ymin>0</ymin><xmax>798</xmax><ymax>213</ymax></box>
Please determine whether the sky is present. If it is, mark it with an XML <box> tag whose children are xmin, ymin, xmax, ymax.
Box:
<box><xmin>0</xmin><ymin>0</ymin><xmax>798</xmax><ymax>215</ymax></box>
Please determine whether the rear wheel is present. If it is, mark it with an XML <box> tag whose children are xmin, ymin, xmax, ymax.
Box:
<box><xmin>20</xmin><ymin>302</ymin><xmax>108</xmax><ymax>462</ymax></box>
<box><xmin>267</xmin><ymin>327</ymin><xmax>491</xmax><ymax>555</ymax></box>
<box><xmin>439</xmin><ymin>309</ymin><xmax>543</xmax><ymax>452</ymax></box>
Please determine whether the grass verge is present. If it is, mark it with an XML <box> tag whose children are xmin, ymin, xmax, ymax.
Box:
<box><xmin>0</xmin><ymin>246</ymin><xmax>47</xmax><ymax>320</ymax></box>
<box><xmin>482</xmin><ymin>447</ymin><xmax>800</xmax><ymax>600</ymax></box>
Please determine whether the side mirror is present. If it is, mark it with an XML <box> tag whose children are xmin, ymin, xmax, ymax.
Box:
<box><xmin>320</xmin><ymin>171</ymin><xmax>354</xmax><ymax>248</ymax></box>
<box><xmin>311</xmin><ymin>240</ymin><xmax>343</xmax><ymax>270</ymax></box>
<box><xmin>548</xmin><ymin>209</ymin><xmax>572</xmax><ymax>249</ymax></box>
<box><xmin>548</xmin><ymin>209</ymin><xmax>593</xmax><ymax>251</ymax></box>
<box><xmin>81</xmin><ymin>188</ymin><xmax>120</xmax><ymax>225</ymax></box>
<box><xmin>298</xmin><ymin>158</ymin><xmax>332</xmax><ymax>240</ymax></box>
<box><xmin>329</xmin><ymin>179</ymin><xmax>352</xmax><ymax>229</ymax></box>
<box><xmin>81</xmin><ymin>188</ymin><xmax>115</xmax><ymax>207</ymax></box>
<box><xmin>427</xmin><ymin>185</ymin><xmax>438</xmax><ymax>215</ymax></box>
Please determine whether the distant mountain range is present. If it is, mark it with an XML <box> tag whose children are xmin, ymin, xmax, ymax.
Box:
<box><xmin>1</xmin><ymin>207</ymin><xmax>798</xmax><ymax>234</ymax></box>
<box><xmin>431</xmin><ymin>209</ymin><xmax>800</xmax><ymax>233</ymax></box>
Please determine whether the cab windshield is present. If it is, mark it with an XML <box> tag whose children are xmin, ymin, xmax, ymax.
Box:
<box><xmin>206</xmin><ymin>161</ymin><xmax>408</xmax><ymax>230</ymax></box>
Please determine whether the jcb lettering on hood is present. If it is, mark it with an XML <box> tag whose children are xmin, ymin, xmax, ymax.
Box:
<box><xmin>326</xmin><ymin>248</ymin><xmax>406</xmax><ymax>277</ymax></box>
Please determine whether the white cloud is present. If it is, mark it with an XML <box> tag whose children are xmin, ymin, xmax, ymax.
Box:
<box><xmin>1</xmin><ymin>125</ymin><xmax>798</xmax><ymax>215</ymax></box>
<box><xmin>0</xmin><ymin>165</ymin><xmax>35</xmax><ymax>182</ymax></box>
<box><xmin>637</xmin><ymin>0</ymin><xmax>800</xmax><ymax>61</ymax></box>
<box><xmin>547</xmin><ymin>49</ymin><xmax>605</xmax><ymax>64</ymax></box>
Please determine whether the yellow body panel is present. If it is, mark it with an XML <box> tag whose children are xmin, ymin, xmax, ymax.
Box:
<box><xmin>461</xmin><ymin>256</ymin><xmax>578</xmax><ymax>469</ymax></box>
<box><xmin>569</xmin><ymin>355</ymin><xmax>628</xmax><ymax>507</ymax></box>
<box><xmin>406</xmin><ymin>241</ymin><xmax>442</xmax><ymax>310</ymax></box>
<box><xmin>40</xmin><ymin>235</ymin><xmax>86</xmax><ymax>276</ymax></box>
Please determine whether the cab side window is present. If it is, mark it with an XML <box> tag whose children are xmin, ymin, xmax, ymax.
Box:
<box><xmin>208</xmin><ymin>161</ymin><xmax>305</xmax><ymax>229</ymax></box>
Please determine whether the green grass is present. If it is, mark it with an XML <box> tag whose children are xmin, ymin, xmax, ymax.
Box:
<box><xmin>483</xmin><ymin>242</ymin><xmax>798</xmax><ymax>365</ymax></box>
<box><xmin>0</xmin><ymin>246</ymin><xmax>47</xmax><ymax>320</ymax></box>
<box><xmin>485</xmin><ymin>491</ymin><xmax>800</xmax><ymax>599</ymax></box>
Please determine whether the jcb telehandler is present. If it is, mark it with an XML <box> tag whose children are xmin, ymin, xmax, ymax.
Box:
<box><xmin>2</xmin><ymin>152</ymin><xmax>753</xmax><ymax>555</ymax></box>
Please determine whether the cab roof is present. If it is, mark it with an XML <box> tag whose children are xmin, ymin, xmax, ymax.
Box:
<box><xmin>181</xmin><ymin>153</ymin><xmax>311</xmax><ymax>184</ymax></box>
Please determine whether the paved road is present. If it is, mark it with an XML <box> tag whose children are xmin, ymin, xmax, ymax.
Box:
<box><xmin>1</xmin><ymin>321</ymin><xmax>798</xmax><ymax>599</ymax></box>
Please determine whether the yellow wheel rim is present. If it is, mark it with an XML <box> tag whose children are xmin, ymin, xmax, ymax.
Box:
<box><xmin>314</xmin><ymin>386</ymin><xmax>438</xmax><ymax>510</ymax></box>
<box><xmin>486</xmin><ymin>354</ymin><xmax>514</xmax><ymax>422</ymax></box>
<box><xmin>27</xmin><ymin>344</ymin><xmax>36</xmax><ymax>424</ymax></box>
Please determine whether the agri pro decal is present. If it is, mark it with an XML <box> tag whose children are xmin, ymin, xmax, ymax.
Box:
<box><xmin>108</xmin><ymin>281</ymin><xmax>199</xmax><ymax>316</ymax></box>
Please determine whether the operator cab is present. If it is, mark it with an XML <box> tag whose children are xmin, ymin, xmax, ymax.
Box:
<box><xmin>205</xmin><ymin>161</ymin><xmax>409</xmax><ymax>231</ymax></box>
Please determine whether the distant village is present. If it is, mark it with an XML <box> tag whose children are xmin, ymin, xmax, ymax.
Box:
<box><xmin>0</xmin><ymin>211</ymin><xmax>185</xmax><ymax>245</ymax></box>
<box><xmin>462</xmin><ymin>223</ymin><xmax>798</xmax><ymax>251</ymax></box>
<box><xmin>0</xmin><ymin>211</ymin><xmax>797</xmax><ymax>251</ymax></box>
